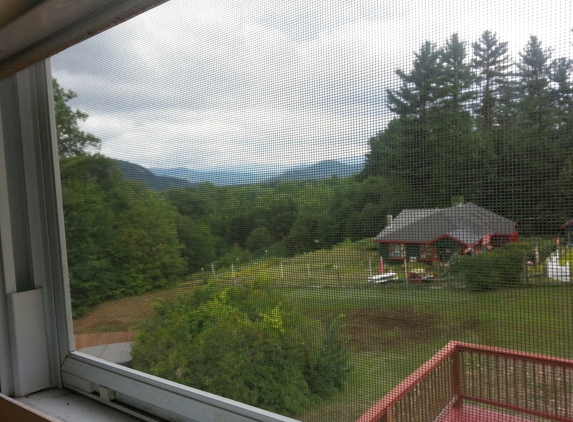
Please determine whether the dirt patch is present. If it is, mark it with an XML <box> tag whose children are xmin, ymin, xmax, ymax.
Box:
<box><xmin>73</xmin><ymin>284</ymin><xmax>196</xmax><ymax>334</ymax></box>
<box><xmin>75</xmin><ymin>331</ymin><xmax>138</xmax><ymax>349</ymax></box>
<box><xmin>342</xmin><ymin>307</ymin><xmax>441</xmax><ymax>352</ymax></box>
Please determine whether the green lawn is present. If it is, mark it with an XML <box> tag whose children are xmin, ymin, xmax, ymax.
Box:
<box><xmin>288</xmin><ymin>286</ymin><xmax>573</xmax><ymax>422</ymax></box>
<box><xmin>78</xmin><ymin>242</ymin><xmax>573</xmax><ymax>422</ymax></box>
<box><xmin>184</xmin><ymin>243</ymin><xmax>573</xmax><ymax>421</ymax></box>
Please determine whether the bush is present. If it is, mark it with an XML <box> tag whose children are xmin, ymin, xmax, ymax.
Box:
<box><xmin>353</xmin><ymin>238</ymin><xmax>379</xmax><ymax>251</ymax></box>
<box><xmin>305</xmin><ymin>315</ymin><xmax>351</xmax><ymax>396</ymax></box>
<box><xmin>503</xmin><ymin>239</ymin><xmax>554</xmax><ymax>263</ymax></box>
<box><xmin>214</xmin><ymin>245</ymin><xmax>252</xmax><ymax>268</ymax></box>
<box><xmin>560</xmin><ymin>248</ymin><xmax>573</xmax><ymax>266</ymax></box>
<box><xmin>454</xmin><ymin>246</ymin><xmax>523</xmax><ymax>291</ymax></box>
<box><xmin>132</xmin><ymin>277</ymin><xmax>350</xmax><ymax>416</ymax></box>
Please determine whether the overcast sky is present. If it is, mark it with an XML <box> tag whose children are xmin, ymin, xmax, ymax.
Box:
<box><xmin>51</xmin><ymin>0</ymin><xmax>573</xmax><ymax>170</ymax></box>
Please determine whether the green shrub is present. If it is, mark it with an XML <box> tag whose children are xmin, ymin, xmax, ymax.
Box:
<box><xmin>454</xmin><ymin>246</ymin><xmax>523</xmax><ymax>291</ymax></box>
<box><xmin>132</xmin><ymin>277</ymin><xmax>350</xmax><ymax>416</ymax></box>
<box><xmin>305</xmin><ymin>315</ymin><xmax>351</xmax><ymax>396</ymax></box>
<box><xmin>354</xmin><ymin>238</ymin><xmax>379</xmax><ymax>251</ymax></box>
<box><xmin>560</xmin><ymin>248</ymin><xmax>573</xmax><ymax>266</ymax></box>
<box><xmin>214</xmin><ymin>245</ymin><xmax>252</xmax><ymax>268</ymax></box>
<box><xmin>503</xmin><ymin>238</ymin><xmax>554</xmax><ymax>263</ymax></box>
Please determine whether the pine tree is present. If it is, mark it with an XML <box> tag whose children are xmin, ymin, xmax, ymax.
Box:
<box><xmin>362</xmin><ymin>42</ymin><xmax>442</xmax><ymax>205</ymax></box>
<box><xmin>471</xmin><ymin>30</ymin><xmax>512</xmax><ymax>131</ymax></box>
<box><xmin>470</xmin><ymin>31</ymin><xmax>514</xmax><ymax>213</ymax></box>
<box><xmin>513</xmin><ymin>36</ymin><xmax>561</xmax><ymax>233</ymax></box>
<box><xmin>429</xmin><ymin>34</ymin><xmax>478</xmax><ymax>204</ymax></box>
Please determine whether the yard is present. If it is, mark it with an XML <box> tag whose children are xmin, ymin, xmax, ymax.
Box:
<box><xmin>73</xmin><ymin>243</ymin><xmax>573</xmax><ymax>422</ymax></box>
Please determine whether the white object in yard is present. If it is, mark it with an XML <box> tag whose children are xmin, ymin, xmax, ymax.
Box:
<box><xmin>368</xmin><ymin>273</ymin><xmax>397</xmax><ymax>284</ymax></box>
<box><xmin>546</xmin><ymin>253</ymin><xmax>571</xmax><ymax>282</ymax></box>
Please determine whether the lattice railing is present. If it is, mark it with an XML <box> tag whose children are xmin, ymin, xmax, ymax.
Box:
<box><xmin>356</xmin><ymin>341</ymin><xmax>573</xmax><ymax>422</ymax></box>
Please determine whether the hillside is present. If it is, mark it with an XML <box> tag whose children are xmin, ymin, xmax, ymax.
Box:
<box><xmin>115</xmin><ymin>160</ymin><xmax>194</xmax><ymax>190</ymax></box>
<box><xmin>150</xmin><ymin>157</ymin><xmax>365</xmax><ymax>186</ymax></box>
<box><xmin>270</xmin><ymin>159</ymin><xmax>363</xmax><ymax>182</ymax></box>
<box><xmin>149</xmin><ymin>166</ymin><xmax>264</xmax><ymax>186</ymax></box>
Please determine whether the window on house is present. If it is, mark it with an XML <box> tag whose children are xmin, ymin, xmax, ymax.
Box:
<box><xmin>2</xmin><ymin>1</ymin><xmax>570</xmax><ymax>421</ymax></box>
<box><xmin>419</xmin><ymin>245</ymin><xmax>432</xmax><ymax>261</ymax></box>
<box><xmin>389</xmin><ymin>244</ymin><xmax>407</xmax><ymax>259</ymax></box>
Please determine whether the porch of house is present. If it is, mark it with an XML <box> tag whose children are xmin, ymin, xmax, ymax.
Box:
<box><xmin>440</xmin><ymin>405</ymin><xmax>538</xmax><ymax>422</ymax></box>
<box><xmin>356</xmin><ymin>341</ymin><xmax>573</xmax><ymax>422</ymax></box>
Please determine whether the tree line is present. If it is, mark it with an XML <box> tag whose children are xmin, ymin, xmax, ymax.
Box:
<box><xmin>361</xmin><ymin>31</ymin><xmax>573</xmax><ymax>234</ymax></box>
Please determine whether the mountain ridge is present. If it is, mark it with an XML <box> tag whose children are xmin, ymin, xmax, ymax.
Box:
<box><xmin>150</xmin><ymin>157</ymin><xmax>365</xmax><ymax>186</ymax></box>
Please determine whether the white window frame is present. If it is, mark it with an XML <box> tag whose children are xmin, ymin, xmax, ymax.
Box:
<box><xmin>0</xmin><ymin>2</ymin><xmax>298</xmax><ymax>421</ymax></box>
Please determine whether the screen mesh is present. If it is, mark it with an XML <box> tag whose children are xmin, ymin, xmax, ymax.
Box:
<box><xmin>51</xmin><ymin>1</ymin><xmax>573</xmax><ymax>421</ymax></box>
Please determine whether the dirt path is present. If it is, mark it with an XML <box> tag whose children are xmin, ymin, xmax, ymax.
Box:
<box><xmin>73</xmin><ymin>284</ymin><xmax>196</xmax><ymax>334</ymax></box>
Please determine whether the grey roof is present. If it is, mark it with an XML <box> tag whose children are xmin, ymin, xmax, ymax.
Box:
<box><xmin>374</xmin><ymin>203</ymin><xmax>516</xmax><ymax>246</ymax></box>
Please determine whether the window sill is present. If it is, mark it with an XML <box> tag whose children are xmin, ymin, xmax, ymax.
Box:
<box><xmin>13</xmin><ymin>388</ymin><xmax>143</xmax><ymax>422</ymax></box>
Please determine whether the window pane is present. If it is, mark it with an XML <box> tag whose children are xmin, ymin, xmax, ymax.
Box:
<box><xmin>52</xmin><ymin>1</ymin><xmax>573</xmax><ymax>421</ymax></box>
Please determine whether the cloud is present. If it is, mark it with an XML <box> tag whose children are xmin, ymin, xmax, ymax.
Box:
<box><xmin>51</xmin><ymin>0</ymin><xmax>573</xmax><ymax>170</ymax></box>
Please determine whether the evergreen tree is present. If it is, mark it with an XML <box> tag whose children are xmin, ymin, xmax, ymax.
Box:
<box><xmin>362</xmin><ymin>41</ymin><xmax>442</xmax><ymax>204</ymax></box>
<box><xmin>549</xmin><ymin>57</ymin><xmax>573</xmax><ymax>151</ymax></box>
<box><xmin>471</xmin><ymin>31</ymin><xmax>514</xmax><ymax>212</ymax></box>
<box><xmin>513</xmin><ymin>36</ymin><xmax>561</xmax><ymax>233</ymax></box>
<box><xmin>430</xmin><ymin>34</ymin><xmax>478</xmax><ymax>203</ymax></box>
<box><xmin>471</xmin><ymin>31</ymin><xmax>512</xmax><ymax>130</ymax></box>
<box><xmin>437</xmin><ymin>33</ymin><xmax>476</xmax><ymax>112</ymax></box>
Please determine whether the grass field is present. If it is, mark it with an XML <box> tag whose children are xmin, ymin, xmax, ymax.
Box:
<box><xmin>73</xmin><ymin>242</ymin><xmax>573</xmax><ymax>422</ymax></box>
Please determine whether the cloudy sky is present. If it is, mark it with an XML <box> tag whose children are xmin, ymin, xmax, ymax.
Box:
<box><xmin>51</xmin><ymin>0</ymin><xmax>573</xmax><ymax>171</ymax></box>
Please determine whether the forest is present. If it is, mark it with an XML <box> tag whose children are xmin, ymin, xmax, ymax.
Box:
<box><xmin>57</xmin><ymin>30</ymin><xmax>573</xmax><ymax>316</ymax></box>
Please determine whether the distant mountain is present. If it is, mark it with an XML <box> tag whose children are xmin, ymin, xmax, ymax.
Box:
<box><xmin>115</xmin><ymin>160</ymin><xmax>194</xmax><ymax>190</ymax></box>
<box><xmin>270</xmin><ymin>159</ymin><xmax>364</xmax><ymax>182</ymax></box>
<box><xmin>149</xmin><ymin>157</ymin><xmax>365</xmax><ymax>186</ymax></box>
<box><xmin>149</xmin><ymin>167</ymin><xmax>265</xmax><ymax>186</ymax></box>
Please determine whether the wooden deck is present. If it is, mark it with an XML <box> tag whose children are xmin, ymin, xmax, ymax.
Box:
<box><xmin>440</xmin><ymin>405</ymin><xmax>535</xmax><ymax>422</ymax></box>
<box><xmin>356</xmin><ymin>341</ymin><xmax>573</xmax><ymax>422</ymax></box>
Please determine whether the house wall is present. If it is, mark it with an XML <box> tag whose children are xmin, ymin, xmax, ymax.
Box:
<box><xmin>406</xmin><ymin>244</ymin><xmax>420</xmax><ymax>260</ymax></box>
<box><xmin>379</xmin><ymin>244</ymin><xmax>389</xmax><ymax>260</ymax></box>
<box><xmin>378</xmin><ymin>234</ymin><xmax>516</xmax><ymax>264</ymax></box>
<box><xmin>564</xmin><ymin>226</ymin><xmax>572</xmax><ymax>246</ymax></box>
<box><xmin>378</xmin><ymin>243</ymin><xmax>422</xmax><ymax>262</ymax></box>
<box><xmin>432</xmin><ymin>238</ymin><xmax>464</xmax><ymax>262</ymax></box>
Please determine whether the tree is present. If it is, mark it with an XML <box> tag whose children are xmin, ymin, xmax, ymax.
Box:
<box><xmin>437</xmin><ymin>33</ymin><xmax>476</xmax><ymax>111</ymax></box>
<box><xmin>511</xmin><ymin>36</ymin><xmax>561</xmax><ymax>233</ymax></box>
<box><xmin>112</xmin><ymin>185</ymin><xmax>186</xmax><ymax>293</ymax></box>
<box><xmin>60</xmin><ymin>158</ymin><xmax>118</xmax><ymax>314</ymax></box>
<box><xmin>362</xmin><ymin>41</ymin><xmax>442</xmax><ymax>201</ymax></box>
<box><xmin>53</xmin><ymin>79</ymin><xmax>101</xmax><ymax>158</ymax></box>
<box><xmin>363</xmin><ymin>36</ymin><xmax>479</xmax><ymax>207</ymax></box>
<box><xmin>164</xmin><ymin>188</ymin><xmax>218</xmax><ymax>271</ymax></box>
<box><xmin>60</xmin><ymin>155</ymin><xmax>186</xmax><ymax>316</ymax></box>
<box><xmin>471</xmin><ymin>31</ymin><xmax>512</xmax><ymax>131</ymax></box>
<box><xmin>549</xmin><ymin>57</ymin><xmax>573</xmax><ymax>152</ymax></box>
<box><xmin>516</xmin><ymin>36</ymin><xmax>553</xmax><ymax>134</ymax></box>
<box><xmin>132</xmin><ymin>278</ymin><xmax>350</xmax><ymax>416</ymax></box>
<box><xmin>429</xmin><ymin>34</ymin><xmax>478</xmax><ymax>202</ymax></box>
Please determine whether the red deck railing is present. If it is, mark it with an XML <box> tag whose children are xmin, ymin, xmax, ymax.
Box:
<box><xmin>357</xmin><ymin>341</ymin><xmax>573</xmax><ymax>422</ymax></box>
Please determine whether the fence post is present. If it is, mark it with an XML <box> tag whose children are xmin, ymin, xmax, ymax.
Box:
<box><xmin>451</xmin><ymin>347</ymin><xmax>463</xmax><ymax>408</ymax></box>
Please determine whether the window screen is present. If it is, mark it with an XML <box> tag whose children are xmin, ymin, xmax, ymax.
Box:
<box><xmin>51</xmin><ymin>1</ymin><xmax>573</xmax><ymax>421</ymax></box>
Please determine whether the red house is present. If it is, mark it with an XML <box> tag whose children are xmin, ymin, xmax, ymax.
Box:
<box><xmin>375</xmin><ymin>203</ymin><xmax>518</xmax><ymax>263</ymax></box>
